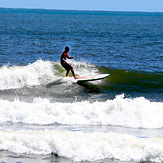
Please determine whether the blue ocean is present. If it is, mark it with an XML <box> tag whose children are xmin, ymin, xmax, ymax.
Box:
<box><xmin>0</xmin><ymin>8</ymin><xmax>163</xmax><ymax>162</ymax></box>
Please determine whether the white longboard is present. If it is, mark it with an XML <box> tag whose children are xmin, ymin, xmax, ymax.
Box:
<box><xmin>76</xmin><ymin>74</ymin><xmax>110</xmax><ymax>82</ymax></box>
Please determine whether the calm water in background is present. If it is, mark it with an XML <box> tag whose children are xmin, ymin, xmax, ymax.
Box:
<box><xmin>0</xmin><ymin>8</ymin><xmax>163</xmax><ymax>163</ymax></box>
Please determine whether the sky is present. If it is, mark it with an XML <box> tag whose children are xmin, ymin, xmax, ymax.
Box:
<box><xmin>0</xmin><ymin>0</ymin><xmax>163</xmax><ymax>12</ymax></box>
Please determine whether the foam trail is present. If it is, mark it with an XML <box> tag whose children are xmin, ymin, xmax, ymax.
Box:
<box><xmin>0</xmin><ymin>129</ymin><xmax>163</xmax><ymax>162</ymax></box>
<box><xmin>0</xmin><ymin>95</ymin><xmax>163</xmax><ymax>128</ymax></box>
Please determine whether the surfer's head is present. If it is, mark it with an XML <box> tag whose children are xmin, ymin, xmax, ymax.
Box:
<box><xmin>65</xmin><ymin>46</ymin><xmax>70</xmax><ymax>52</ymax></box>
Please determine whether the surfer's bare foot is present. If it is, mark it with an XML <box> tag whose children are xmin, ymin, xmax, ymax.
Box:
<box><xmin>74</xmin><ymin>76</ymin><xmax>79</xmax><ymax>79</ymax></box>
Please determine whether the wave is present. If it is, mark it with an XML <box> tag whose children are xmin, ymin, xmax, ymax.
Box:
<box><xmin>0</xmin><ymin>60</ymin><xmax>162</xmax><ymax>96</ymax></box>
<box><xmin>0</xmin><ymin>59</ymin><xmax>162</xmax><ymax>91</ymax></box>
<box><xmin>0</xmin><ymin>60</ymin><xmax>99</xmax><ymax>90</ymax></box>
<box><xmin>0</xmin><ymin>95</ymin><xmax>163</xmax><ymax>129</ymax></box>
<box><xmin>99</xmin><ymin>67</ymin><xmax>163</xmax><ymax>93</ymax></box>
<box><xmin>0</xmin><ymin>129</ymin><xmax>163</xmax><ymax>162</ymax></box>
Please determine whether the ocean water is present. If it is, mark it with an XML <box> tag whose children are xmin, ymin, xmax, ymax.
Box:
<box><xmin>0</xmin><ymin>8</ymin><xmax>163</xmax><ymax>163</ymax></box>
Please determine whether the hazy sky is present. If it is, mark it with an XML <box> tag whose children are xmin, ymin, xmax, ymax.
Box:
<box><xmin>0</xmin><ymin>0</ymin><xmax>163</xmax><ymax>12</ymax></box>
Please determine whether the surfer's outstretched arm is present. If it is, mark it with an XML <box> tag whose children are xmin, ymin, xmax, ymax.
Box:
<box><xmin>67</xmin><ymin>55</ymin><xmax>75</xmax><ymax>60</ymax></box>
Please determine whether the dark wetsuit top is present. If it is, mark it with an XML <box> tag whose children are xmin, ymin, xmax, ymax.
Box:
<box><xmin>60</xmin><ymin>51</ymin><xmax>72</xmax><ymax>71</ymax></box>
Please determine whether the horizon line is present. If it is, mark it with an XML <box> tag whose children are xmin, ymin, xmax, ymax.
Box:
<box><xmin>0</xmin><ymin>7</ymin><xmax>163</xmax><ymax>14</ymax></box>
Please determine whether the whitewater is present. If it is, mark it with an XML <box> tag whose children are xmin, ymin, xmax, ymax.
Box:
<box><xmin>1</xmin><ymin>129</ymin><xmax>163</xmax><ymax>162</ymax></box>
<box><xmin>0</xmin><ymin>60</ymin><xmax>162</xmax><ymax>125</ymax></box>
<box><xmin>0</xmin><ymin>95</ymin><xmax>163</xmax><ymax>129</ymax></box>
<box><xmin>0</xmin><ymin>60</ymin><xmax>163</xmax><ymax>162</ymax></box>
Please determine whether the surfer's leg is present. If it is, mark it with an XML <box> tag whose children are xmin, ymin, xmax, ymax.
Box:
<box><xmin>61</xmin><ymin>62</ymin><xmax>71</xmax><ymax>77</ymax></box>
<box><xmin>61</xmin><ymin>62</ymin><xmax>78</xmax><ymax>79</ymax></box>
<box><xmin>70</xmin><ymin>68</ymin><xmax>78</xmax><ymax>79</ymax></box>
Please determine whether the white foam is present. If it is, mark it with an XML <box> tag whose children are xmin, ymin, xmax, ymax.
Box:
<box><xmin>0</xmin><ymin>95</ymin><xmax>163</xmax><ymax>128</ymax></box>
<box><xmin>0</xmin><ymin>60</ymin><xmax>56</xmax><ymax>90</ymax></box>
<box><xmin>68</xmin><ymin>60</ymin><xmax>98</xmax><ymax>76</ymax></box>
<box><xmin>0</xmin><ymin>129</ymin><xmax>163</xmax><ymax>162</ymax></box>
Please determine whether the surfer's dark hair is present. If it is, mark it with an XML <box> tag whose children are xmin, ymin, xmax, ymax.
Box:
<box><xmin>65</xmin><ymin>46</ymin><xmax>70</xmax><ymax>52</ymax></box>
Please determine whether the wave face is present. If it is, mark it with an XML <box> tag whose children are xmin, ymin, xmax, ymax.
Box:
<box><xmin>102</xmin><ymin>68</ymin><xmax>163</xmax><ymax>93</ymax></box>
<box><xmin>0</xmin><ymin>95</ymin><xmax>163</xmax><ymax>129</ymax></box>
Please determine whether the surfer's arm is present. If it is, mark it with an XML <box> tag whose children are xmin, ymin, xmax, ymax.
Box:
<box><xmin>67</xmin><ymin>54</ymin><xmax>75</xmax><ymax>59</ymax></box>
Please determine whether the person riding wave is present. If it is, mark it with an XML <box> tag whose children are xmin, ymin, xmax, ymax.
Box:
<box><xmin>60</xmin><ymin>46</ymin><xmax>78</xmax><ymax>79</ymax></box>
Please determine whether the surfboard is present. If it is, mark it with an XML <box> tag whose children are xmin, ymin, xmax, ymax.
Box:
<box><xmin>76</xmin><ymin>74</ymin><xmax>110</xmax><ymax>82</ymax></box>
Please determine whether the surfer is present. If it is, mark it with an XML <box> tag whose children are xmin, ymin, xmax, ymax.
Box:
<box><xmin>60</xmin><ymin>46</ymin><xmax>78</xmax><ymax>79</ymax></box>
